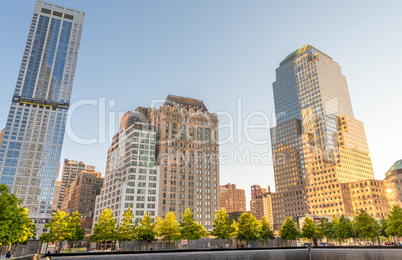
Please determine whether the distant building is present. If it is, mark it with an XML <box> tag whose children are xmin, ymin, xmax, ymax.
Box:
<box><xmin>250</xmin><ymin>185</ymin><xmax>274</xmax><ymax>229</ymax></box>
<box><xmin>58</xmin><ymin>159</ymin><xmax>88</xmax><ymax>209</ymax></box>
<box><xmin>60</xmin><ymin>170</ymin><xmax>103</xmax><ymax>235</ymax></box>
<box><xmin>0</xmin><ymin>129</ymin><xmax>4</xmax><ymax>146</ymax></box>
<box><xmin>94</xmin><ymin>112</ymin><xmax>159</xmax><ymax>226</ymax></box>
<box><xmin>51</xmin><ymin>180</ymin><xmax>61</xmax><ymax>212</ymax></box>
<box><xmin>220</xmin><ymin>183</ymin><xmax>246</xmax><ymax>220</ymax></box>
<box><xmin>384</xmin><ymin>160</ymin><xmax>402</xmax><ymax>208</ymax></box>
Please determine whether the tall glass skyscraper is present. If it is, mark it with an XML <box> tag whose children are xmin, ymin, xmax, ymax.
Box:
<box><xmin>0</xmin><ymin>1</ymin><xmax>84</xmax><ymax>222</ymax></box>
<box><xmin>270</xmin><ymin>45</ymin><xmax>374</xmax><ymax>229</ymax></box>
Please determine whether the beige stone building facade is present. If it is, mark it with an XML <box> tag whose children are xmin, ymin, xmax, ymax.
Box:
<box><xmin>342</xmin><ymin>180</ymin><xmax>389</xmax><ymax>218</ymax></box>
<box><xmin>57</xmin><ymin>159</ymin><xmax>86</xmax><ymax>209</ymax></box>
<box><xmin>136</xmin><ymin>95</ymin><xmax>220</xmax><ymax>229</ymax></box>
<box><xmin>220</xmin><ymin>183</ymin><xmax>246</xmax><ymax>220</ymax></box>
<box><xmin>270</xmin><ymin>45</ymin><xmax>375</xmax><ymax>229</ymax></box>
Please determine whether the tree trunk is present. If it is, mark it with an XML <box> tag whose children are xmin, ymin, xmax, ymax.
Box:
<box><xmin>13</xmin><ymin>244</ymin><xmax>18</xmax><ymax>257</ymax></box>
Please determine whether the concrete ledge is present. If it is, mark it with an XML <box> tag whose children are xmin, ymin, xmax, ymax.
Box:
<box><xmin>311</xmin><ymin>248</ymin><xmax>402</xmax><ymax>260</ymax></box>
<box><xmin>46</xmin><ymin>247</ymin><xmax>402</xmax><ymax>260</ymax></box>
<box><xmin>48</xmin><ymin>249</ymin><xmax>308</xmax><ymax>260</ymax></box>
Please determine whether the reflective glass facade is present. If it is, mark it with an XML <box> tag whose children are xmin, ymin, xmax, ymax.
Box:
<box><xmin>0</xmin><ymin>1</ymin><xmax>84</xmax><ymax>220</ymax></box>
<box><xmin>270</xmin><ymin>45</ymin><xmax>374</xmax><ymax>229</ymax></box>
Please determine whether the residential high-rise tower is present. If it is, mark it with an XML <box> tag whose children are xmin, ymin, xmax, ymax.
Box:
<box><xmin>270</xmin><ymin>45</ymin><xmax>374</xmax><ymax>229</ymax></box>
<box><xmin>0</xmin><ymin>1</ymin><xmax>84</xmax><ymax>224</ymax></box>
<box><xmin>220</xmin><ymin>183</ymin><xmax>246</xmax><ymax>220</ymax></box>
<box><xmin>94</xmin><ymin>112</ymin><xmax>159</xmax><ymax>225</ymax></box>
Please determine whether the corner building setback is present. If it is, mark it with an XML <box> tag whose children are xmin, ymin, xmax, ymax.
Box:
<box><xmin>270</xmin><ymin>45</ymin><xmax>374</xmax><ymax>230</ymax></box>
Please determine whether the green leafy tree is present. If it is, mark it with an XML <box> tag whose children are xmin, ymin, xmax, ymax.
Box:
<box><xmin>236</xmin><ymin>212</ymin><xmax>262</xmax><ymax>243</ymax></box>
<box><xmin>325</xmin><ymin>222</ymin><xmax>336</xmax><ymax>242</ymax></box>
<box><xmin>65</xmin><ymin>211</ymin><xmax>85</xmax><ymax>251</ymax></box>
<box><xmin>317</xmin><ymin>217</ymin><xmax>336</xmax><ymax>242</ymax></box>
<box><xmin>379</xmin><ymin>216</ymin><xmax>389</xmax><ymax>239</ymax></box>
<box><xmin>353</xmin><ymin>209</ymin><xmax>380</xmax><ymax>244</ymax></box>
<box><xmin>137</xmin><ymin>212</ymin><xmax>157</xmax><ymax>242</ymax></box>
<box><xmin>118</xmin><ymin>207</ymin><xmax>137</xmax><ymax>242</ymax></box>
<box><xmin>0</xmin><ymin>184</ymin><xmax>35</xmax><ymax>253</ymax></box>
<box><xmin>156</xmin><ymin>212</ymin><xmax>180</xmax><ymax>242</ymax></box>
<box><xmin>279</xmin><ymin>217</ymin><xmax>300</xmax><ymax>242</ymax></box>
<box><xmin>335</xmin><ymin>215</ymin><xmax>355</xmax><ymax>245</ymax></box>
<box><xmin>259</xmin><ymin>216</ymin><xmax>274</xmax><ymax>240</ymax></box>
<box><xmin>332</xmin><ymin>215</ymin><xmax>339</xmax><ymax>229</ymax></box>
<box><xmin>40</xmin><ymin>210</ymin><xmax>69</xmax><ymax>247</ymax></box>
<box><xmin>301</xmin><ymin>217</ymin><xmax>317</xmax><ymax>243</ymax></box>
<box><xmin>90</xmin><ymin>208</ymin><xmax>118</xmax><ymax>248</ymax></box>
<box><xmin>211</xmin><ymin>209</ymin><xmax>236</xmax><ymax>240</ymax></box>
<box><xmin>179</xmin><ymin>208</ymin><xmax>207</xmax><ymax>242</ymax></box>
<box><xmin>385</xmin><ymin>205</ymin><xmax>402</xmax><ymax>239</ymax></box>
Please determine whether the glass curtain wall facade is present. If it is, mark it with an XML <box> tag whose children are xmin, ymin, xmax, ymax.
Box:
<box><xmin>270</xmin><ymin>45</ymin><xmax>374</xmax><ymax>229</ymax></box>
<box><xmin>0</xmin><ymin>1</ymin><xmax>84</xmax><ymax>221</ymax></box>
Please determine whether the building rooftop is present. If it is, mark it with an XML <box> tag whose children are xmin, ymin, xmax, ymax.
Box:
<box><xmin>385</xmin><ymin>159</ymin><xmax>402</xmax><ymax>177</ymax></box>
<box><xmin>279</xmin><ymin>44</ymin><xmax>332</xmax><ymax>66</ymax></box>
<box><xmin>164</xmin><ymin>95</ymin><xmax>208</xmax><ymax>112</ymax></box>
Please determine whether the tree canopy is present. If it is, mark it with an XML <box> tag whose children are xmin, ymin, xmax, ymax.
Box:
<box><xmin>90</xmin><ymin>208</ymin><xmax>118</xmax><ymax>243</ymax></box>
<box><xmin>65</xmin><ymin>211</ymin><xmax>85</xmax><ymax>244</ymax></box>
<box><xmin>137</xmin><ymin>212</ymin><xmax>157</xmax><ymax>242</ymax></box>
<box><xmin>236</xmin><ymin>212</ymin><xmax>261</xmax><ymax>242</ymax></box>
<box><xmin>279</xmin><ymin>217</ymin><xmax>300</xmax><ymax>241</ymax></box>
<box><xmin>210</xmin><ymin>209</ymin><xmax>236</xmax><ymax>240</ymax></box>
<box><xmin>40</xmin><ymin>210</ymin><xmax>69</xmax><ymax>243</ymax></box>
<box><xmin>335</xmin><ymin>215</ymin><xmax>355</xmax><ymax>244</ymax></box>
<box><xmin>301</xmin><ymin>217</ymin><xmax>317</xmax><ymax>242</ymax></box>
<box><xmin>156</xmin><ymin>212</ymin><xmax>180</xmax><ymax>242</ymax></box>
<box><xmin>0</xmin><ymin>184</ymin><xmax>35</xmax><ymax>247</ymax></box>
<box><xmin>353</xmin><ymin>209</ymin><xmax>380</xmax><ymax>242</ymax></box>
<box><xmin>179</xmin><ymin>208</ymin><xmax>207</xmax><ymax>241</ymax></box>
<box><xmin>259</xmin><ymin>216</ymin><xmax>274</xmax><ymax>240</ymax></box>
<box><xmin>118</xmin><ymin>207</ymin><xmax>137</xmax><ymax>242</ymax></box>
<box><xmin>385</xmin><ymin>205</ymin><xmax>402</xmax><ymax>238</ymax></box>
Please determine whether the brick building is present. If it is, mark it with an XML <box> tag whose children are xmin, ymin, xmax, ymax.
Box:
<box><xmin>220</xmin><ymin>183</ymin><xmax>246</xmax><ymax>220</ymax></box>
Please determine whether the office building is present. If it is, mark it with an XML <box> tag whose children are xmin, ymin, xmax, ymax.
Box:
<box><xmin>220</xmin><ymin>183</ymin><xmax>246</xmax><ymax>220</ymax></box>
<box><xmin>384</xmin><ymin>160</ymin><xmax>402</xmax><ymax>208</ymax></box>
<box><xmin>137</xmin><ymin>95</ymin><xmax>220</xmax><ymax>229</ymax></box>
<box><xmin>94</xmin><ymin>112</ymin><xmax>159</xmax><ymax>225</ymax></box>
<box><xmin>0</xmin><ymin>1</ymin><xmax>84</xmax><ymax>229</ymax></box>
<box><xmin>270</xmin><ymin>45</ymin><xmax>374</xmax><ymax>229</ymax></box>
<box><xmin>61</xmin><ymin>170</ymin><xmax>103</xmax><ymax>235</ymax></box>
<box><xmin>342</xmin><ymin>179</ymin><xmax>389</xmax><ymax>218</ymax></box>
<box><xmin>51</xmin><ymin>180</ymin><xmax>61</xmax><ymax>212</ymax></box>
<box><xmin>250</xmin><ymin>185</ymin><xmax>274</xmax><ymax>229</ymax></box>
<box><xmin>57</xmin><ymin>159</ymin><xmax>87</xmax><ymax>209</ymax></box>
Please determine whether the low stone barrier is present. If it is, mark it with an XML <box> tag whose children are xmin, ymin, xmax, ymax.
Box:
<box><xmin>45</xmin><ymin>247</ymin><xmax>402</xmax><ymax>260</ymax></box>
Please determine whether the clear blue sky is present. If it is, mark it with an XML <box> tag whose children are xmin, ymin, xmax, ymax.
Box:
<box><xmin>1</xmin><ymin>0</ymin><xmax>401</xmax><ymax>208</ymax></box>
